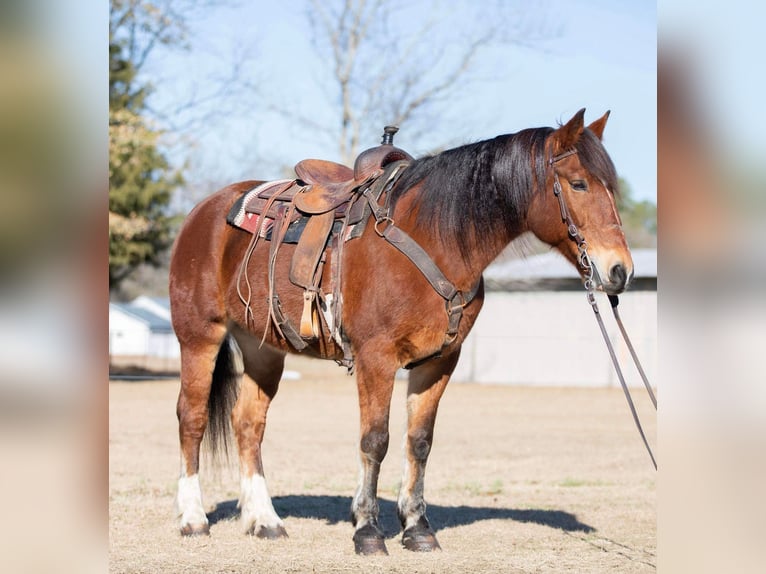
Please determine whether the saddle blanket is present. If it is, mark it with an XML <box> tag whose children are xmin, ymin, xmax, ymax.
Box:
<box><xmin>225</xmin><ymin>180</ymin><xmax>341</xmax><ymax>244</ymax></box>
<box><xmin>226</xmin><ymin>179</ymin><xmax>291</xmax><ymax>236</ymax></box>
<box><xmin>226</xmin><ymin>180</ymin><xmax>355</xmax><ymax>244</ymax></box>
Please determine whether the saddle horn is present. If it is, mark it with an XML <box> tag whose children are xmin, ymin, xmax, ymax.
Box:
<box><xmin>382</xmin><ymin>125</ymin><xmax>398</xmax><ymax>145</ymax></box>
<box><xmin>354</xmin><ymin>125</ymin><xmax>413</xmax><ymax>181</ymax></box>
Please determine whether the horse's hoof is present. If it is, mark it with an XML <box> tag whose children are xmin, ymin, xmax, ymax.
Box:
<box><xmin>353</xmin><ymin>523</ymin><xmax>388</xmax><ymax>556</ymax></box>
<box><xmin>180</xmin><ymin>523</ymin><xmax>210</xmax><ymax>537</ymax></box>
<box><xmin>402</xmin><ymin>518</ymin><xmax>441</xmax><ymax>552</ymax></box>
<box><xmin>253</xmin><ymin>524</ymin><xmax>289</xmax><ymax>539</ymax></box>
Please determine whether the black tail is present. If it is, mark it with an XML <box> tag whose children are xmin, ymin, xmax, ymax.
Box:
<box><xmin>203</xmin><ymin>335</ymin><xmax>241</xmax><ymax>463</ymax></box>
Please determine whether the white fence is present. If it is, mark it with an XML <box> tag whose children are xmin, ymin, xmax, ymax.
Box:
<box><xmin>452</xmin><ymin>290</ymin><xmax>657</xmax><ymax>387</ymax></box>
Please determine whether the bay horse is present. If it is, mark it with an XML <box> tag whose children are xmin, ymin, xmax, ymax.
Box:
<box><xmin>169</xmin><ymin>109</ymin><xmax>633</xmax><ymax>555</ymax></box>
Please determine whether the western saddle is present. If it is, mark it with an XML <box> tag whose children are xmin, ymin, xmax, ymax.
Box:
<box><xmin>232</xmin><ymin>126</ymin><xmax>413</xmax><ymax>367</ymax></box>
<box><xmin>293</xmin><ymin>125</ymin><xmax>413</xmax><ymax>212</ymax></box>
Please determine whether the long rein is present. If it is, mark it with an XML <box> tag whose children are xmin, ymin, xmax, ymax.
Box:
<box><xmin>549</xmin><ymin>149</ymin><xmax>658</xmax><ymax>470</ymax></box>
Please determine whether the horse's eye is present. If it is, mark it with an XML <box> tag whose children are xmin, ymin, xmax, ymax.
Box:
<box><xmin>570</xmin><ymin>180</ymin><xmax>588</xmax><ymax>192</ymax></box>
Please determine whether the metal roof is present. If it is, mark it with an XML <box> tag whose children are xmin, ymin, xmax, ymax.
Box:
<box><xmin>485</xmin><ymin>248</ymin><xmax>656</xmax><ymax>282</ymax></box>
<box><xmin>110</xmin><ymin>302</ymin><xmax>174</xmax><ymax>333</ymax></box>
<box><xmin>144</xmin><ymin>296</ymin><xmax>170</xmax><ymax>309</ymax></box>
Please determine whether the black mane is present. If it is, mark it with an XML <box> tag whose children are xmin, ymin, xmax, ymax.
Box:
<box><xmin>388</xmin><ymin>125</ymin><xmax>618</xmax><ymax>261</ymax></box>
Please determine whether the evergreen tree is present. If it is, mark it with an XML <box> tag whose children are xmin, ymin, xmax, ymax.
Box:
<box><xmin>617</xmin><ymin>178</ymin><xmax>657</xmax><ymax>248</ymax></box>
<box><xmin>108</xmin><ymin>1</ymin><xmax>183</xmax><ymax>290</ymax></box>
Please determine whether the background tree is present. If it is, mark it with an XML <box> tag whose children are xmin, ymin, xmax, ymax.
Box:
<box><xmin>108</xmin><ymin>105</ymin><xmax>181</xmax><ymax>290</ymax></box>
<box><xmin>617</xmin><ymin>177</ymin><xmax>657</xmax><ymax>248</ymax></box>
<box><xmin>108</xmin><ymin>0</ymin><xmax>258</xmax><ymax>294</ymax></box>
<box><xmin>109</xmin><ymin>0</ymin><xmax>185</xmax><ymax>291</ymax></box>
<box><xmin>305</xmin><ymin>0</ymin><xmax>553</xmax><ymax>163</ymax></box>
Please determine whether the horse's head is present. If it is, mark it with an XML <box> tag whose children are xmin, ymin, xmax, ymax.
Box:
<box><xmin>527</xmin><ymin>109</ymin><xmax>634</xmax><ymax>295</ymax></box>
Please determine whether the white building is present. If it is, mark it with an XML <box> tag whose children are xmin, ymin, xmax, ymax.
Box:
<box><xmin>129</xmin><ymin>295</ymin><xmax>172</xmax><ymax>321</ymax></box>
<box><xmin>109</xmin><ymin>300</ymin><xmax>180</xmax><ymax>359</ymax></box>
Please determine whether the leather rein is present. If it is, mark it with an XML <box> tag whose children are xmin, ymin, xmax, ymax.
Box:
<box><xmin>549</xmin><ymin>149</ymin><xmax>658</xmax><ymax>470</ymax></box>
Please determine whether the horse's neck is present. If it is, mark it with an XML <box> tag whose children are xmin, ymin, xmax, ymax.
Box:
<box><xmin>454</xmin><ymin>227</ymin><xmax>526</xmax><ymax>284</ymax></box>
<box><xmin>391</xmin><ymin>192</ymin><xmax>525</xmax><ymax>292</ymax></box>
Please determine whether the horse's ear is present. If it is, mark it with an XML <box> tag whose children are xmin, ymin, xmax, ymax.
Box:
<box><xmin>587</xmin><ymin>110</ymin><xmax>610</xmax><ymax>140</ymax></box>
<box><xmin>554</xmin><ymin>108</ymin><xmax>586</xmax><ymax>152</ymax></box>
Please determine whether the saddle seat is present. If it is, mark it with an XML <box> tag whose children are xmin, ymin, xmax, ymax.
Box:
<box><xmin>293</xmin><ymin>160</ymin><xmax>358</xmax><ymax>214</ymax></box>
<box><xmin>293</xmin><ymin>126</ymin><xmax>413</xmax><ymax>214</ymax></box>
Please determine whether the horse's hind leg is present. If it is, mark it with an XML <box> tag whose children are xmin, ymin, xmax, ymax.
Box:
<box><xmin>397</xmin><ymin>349</ymin><xmax>461</xmax><ymax>552</ymax></box>
<box><xmin>230</xmin><ymin>337</ymin><xmax>288</xmax><ymax>538</ymax></box>
<box><xmin>175</xmin><ymin>325</ymin><xmax>229</xmax><ymax>536</ymax></box>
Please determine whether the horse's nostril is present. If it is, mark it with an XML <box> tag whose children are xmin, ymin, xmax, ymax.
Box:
<box><xmin>609</xmin><ymin>264</ymin><xmax>627</xmax><ymax>286</ymax></box>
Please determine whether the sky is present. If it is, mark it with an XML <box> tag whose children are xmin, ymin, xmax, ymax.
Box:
<box><xmin>147</xmin><ymin>0</ymin><xmax>657</xmax><ymax>205</ymax></box>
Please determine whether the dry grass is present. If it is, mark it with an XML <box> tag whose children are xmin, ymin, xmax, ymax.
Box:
<box><xmin>109</xmin><ymin>356</ymin><xmax>656</xmax><ymax>573</ymax></box>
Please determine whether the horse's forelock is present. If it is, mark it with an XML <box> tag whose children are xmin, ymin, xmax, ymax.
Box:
<box><xmin>576</xmin><ymin>129</ymin><xmax>620</xmax><ymax>198</ymax></box>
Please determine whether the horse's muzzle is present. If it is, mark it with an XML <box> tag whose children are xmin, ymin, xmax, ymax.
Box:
<box><xmin>603</xmin><ymin>263</ymin><xmax>632</xmax><ymax>294</ymax></box>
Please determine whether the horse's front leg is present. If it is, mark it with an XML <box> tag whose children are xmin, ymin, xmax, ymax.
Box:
<box><xmin>397</xmin><ymin>349</ymin><xmax>460</xmax><ymax>552</ymax></box>
<box><xmin>351</xmin><ymin>353</ymin><xmax>397</xmax><ymax>555</ymax></box>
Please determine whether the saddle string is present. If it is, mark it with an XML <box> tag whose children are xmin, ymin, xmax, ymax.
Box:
<box><xmin>264</xmin><ymin>201</ymin><xmax>297</xmax><ymax>347</ymax></box>
<box><xmin>331</xmin><ymin>193</ymin><xmax>355</xmax><ymax>361</ymax></box>
<box><xmin>236</xmin><ymin>224</ymin><xmax>261</xmax><ymax>328</ymax></box>
<box><xmin>550</xmin><ymin>149</ymin><xmax>657</xmax><ymax>470</ymax></box>
<box><xmin>235</xmin><ymin>186</ymin><xmax>290</xmax><ymax>341</ymax></box>
<box><xmin>329</xmin><ymin>168</ymin><xmax>405</xmax><ymax>370</ymax></box>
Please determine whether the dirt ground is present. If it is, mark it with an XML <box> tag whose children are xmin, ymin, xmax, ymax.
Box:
<box><xmin>109</xmin><ymin>356</ymin><xmax>656</xmax><ymax>573</ymax></box>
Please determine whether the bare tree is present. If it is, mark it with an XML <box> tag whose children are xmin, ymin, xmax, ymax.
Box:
<box><xmin>110</xmin><ymin>0</ymin><xmax>259</xmax><ymax>139</ymax></box>
<box><xmin>109</xmin><ymin>0</ymin><xmax>259</xmax><ymax>293</ymax></box>
<box><xmin>305</xmin><ymin>0</ymin><xmax>556</xmax><ymax>163</ymax></box>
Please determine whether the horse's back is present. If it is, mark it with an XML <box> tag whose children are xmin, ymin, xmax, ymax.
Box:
<box><xmin>176</xmin><ymin>181</ymin><xmax>259</xmax><ymax>238</ymax></box>
<box><xmin>169</xmin><ymin>181</ymin><xmax>260</xmax><ymax>340</ymax></box>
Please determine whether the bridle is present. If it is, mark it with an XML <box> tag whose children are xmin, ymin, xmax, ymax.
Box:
<box><xmin>549</xmin><ymin>148</ymin><xmax>599</xmax><ymax>298</ymax></box>
<box><xmin>549</xmin><ymin>149</ymin><xmax>658</xmax><ymax>471</ymax></box>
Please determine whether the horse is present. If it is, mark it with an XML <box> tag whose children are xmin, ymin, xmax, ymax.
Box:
<box><xmin>168</xmin><ymin>108</ymin><xmax>634</xmax><ymax>555</ymax></box>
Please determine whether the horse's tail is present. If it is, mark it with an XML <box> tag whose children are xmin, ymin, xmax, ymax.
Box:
<box><xmin>203</xmin><ymin>334</ymin><xmax>242</xmax><ymax>463</ymax></box>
